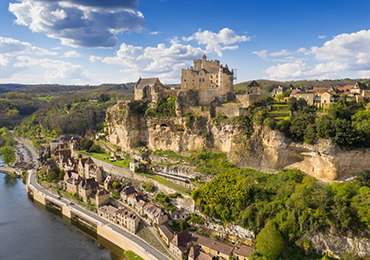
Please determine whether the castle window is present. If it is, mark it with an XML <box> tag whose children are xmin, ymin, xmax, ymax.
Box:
<box><xmin>216</xmin><ymin>80</ymin><xmax>218</xmax><ymax>83</ymax></box>
<box><xmin>210</xmin><ymin>75</ymin><xmax>213</xmax><ymax>78</ymax></box>
<box><xmin>211</xmin><ymin>80</ymin><xmax>213</xmax><ymax>84</ymax></box>
<box><xmin>199</xmin><ymin>79</ymin><xmax>201</xmax><ymax>82</ymax></box>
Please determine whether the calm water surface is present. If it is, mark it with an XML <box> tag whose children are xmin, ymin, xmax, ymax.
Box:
<box><xmin>0</xmin><ymin>157</ymin><xmax>125</xmax><ymax>260</ymax></box>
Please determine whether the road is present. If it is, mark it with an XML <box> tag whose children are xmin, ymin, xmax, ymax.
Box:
<box><xmin>17</xmin><ymin>137</ymin><xmax>169</xmax><ymax>260</ymax></box>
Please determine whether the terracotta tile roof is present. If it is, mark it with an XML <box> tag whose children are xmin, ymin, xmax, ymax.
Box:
<box><xmin>233</xmin><ymin>245</ymin><xmax>254</xmax><ymax>257</ymax></box>
<box><xmin>337</xmin><ymin>85</ymin><xmax>354</xmax><ymax>92</ymax></box>
<box><xmin>313</xmin><ymin>87</ymin><xmax>329</xmax><ymax>93</ymax></box>
<box><xmin>191</xmin><ymin>233</ymin><xmax>234</xmax><ymax>256</ymax></box>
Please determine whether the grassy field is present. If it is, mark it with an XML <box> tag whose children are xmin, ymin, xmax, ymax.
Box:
<box><xmin>124</xmin><ymin>250</ymin><xmax>144</xmax><ymax>260</ymax></box>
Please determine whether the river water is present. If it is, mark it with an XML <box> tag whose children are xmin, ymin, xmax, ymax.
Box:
<box><xmin>0</xmin><ymin>156</ymin><xmax>125</xmax><ymax>260</ymax></box>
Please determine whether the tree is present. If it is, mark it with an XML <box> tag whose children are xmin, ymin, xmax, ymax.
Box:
<box><xmin>0</xmin><ymin>146</ymin><xmax>16</xmax><ymax>165</ymax></box>
<box><xmin>255</xmin><ymin>223</ymin><xmax>284</xmax><ymax>260</ymax></box>
<box><xmin>287</xmin><ymin>97</ymin><xmax>297</xmax><ymax>111</ymax></box>
<box><xmin>275</xmin><ymin>94</ymin><xmax>285</xmax><ymax>101</ymax></box>
<box><xmin>179</xmin><ymin>219</ymin><xmax>188</xmax><ymax>231</ymax></box>
<box><xmin>80</xmin><ymin>137</ymin><xmax>93</xmax><ymax>151</ymax></box>
<box><xmin>112</xmin><ymin>181</ymin><xmax>120</xmax><ymax>190</ymax></box>
<box><xmin>356</xmin><ymin>169</ymin><xmax>370</xmax><ymax>187</ymax></box>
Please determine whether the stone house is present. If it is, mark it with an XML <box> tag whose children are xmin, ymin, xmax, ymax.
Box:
<box><xmin>127</xmin><ymin>192</ymin><xmax>146</xmax><ymax>207</ymax></box>
<box><xmin>172</xmin><ymin>208</ymin><xmax>190</xmax><ymax>220</ymax></box>
<box><xmin>191</xmin><ymin>233</ymin><xmax>234</xmax><ymax>260</ymax></box>
<box><xmin>98</xmin><ymin>205</ymin><xmax>118</xmax><ymax>223</ymax></box>
<box><xmin>78</xmin><ymin>178</ymin><xmax>99</xmax><ymax>202</ymax></box>
<box><xmin>116</xmin><ymin>208</ymin><xmax>140</xmax><ymax>233</ymax></box>
<box><xmin>233</xmin><ymin>245</ymin><xmax>253</xmax><ymax>260</ymax></box>
<box><xmin>291</xmin><ymin>91</ymin><xmax>315</xmax><ymax>106</ymax></box>
<box><xmin>134</xmin><ymin>77</ymin><xmax>165</xmax><ymax>102</ymax></box>
<box><xmin>120</xmin><ymin>186</ymin><xmax>137</xmax><ymax>201</ymax></box>
<box><xmin>170</xmin><ymin>231</ymin><xmax>192</xmax><ymax>259</ymax></box>
<box><xmin>95</xmin><ymin>188</ymin><xmax>110</xmax><ymax>207</ymax></box>
<box><xmin>158</xmin><ymin>224</ymin><xmax>174</xmax><ymax>246</ymax></box>
<box><xmin>188</xmin><ymin>245</ymin><xmax>212</xmax><ymax>260</ymax></box>
<box><xmin>142</xmin><ymin>202</ymin><xmax>168</xmax><ymax>225</ymax></box>
<box><xmin>64</xmin><ymin>170</ymin><xmax>81</xmax><ymax>195</ymax></box>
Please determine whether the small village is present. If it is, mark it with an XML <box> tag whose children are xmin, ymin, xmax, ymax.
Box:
<box><xmin>35</xmin><ymin>134</ymin><xmax>254</xmax><ymax>260</ymax></box>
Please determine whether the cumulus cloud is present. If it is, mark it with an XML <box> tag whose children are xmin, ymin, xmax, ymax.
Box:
<box><xmin>270</xmin><ymin>50</ymin><xmax>292</xmax><ymax>57</ymax></box>
<box><xmin>102</xmin><ymin>41</ymin><xmax>205</xmax><ymax>82</ymax></box>
<box><xmin>89</xmin><ymin>55</ymin><xmax>102</xmax><ymax>62</ymax></box>
<box><xmin>318</xmin><ymin>35</ymin><xmax>327</xmax><ymax>39</ymax></box>
<box><xmin>9</xmin><ymin>0</ymin><xmax>145</xmax><ymax>48</ymax></box>
<box><xmin>183</xmin><ymin>28</ymin><xmax>250</xmax><ymax>56</ymax></box>
<box><xmin>0</xmin><ymin>37</ymin><xmax>56</xmax><ymax>55</ymax></box>
<box><xmin>0</xmin><ymin>36</ymin><xmax>88</xmax><ymax>84</ymax></box>
<box><xmin>62</xmin><ymin>50</ymin><xmax>81</xmax><ymax>58</ymax></box>
<box><xmin>252</xmin><ymin>50</ymin><xmax>268</xmax><ymax>59</ymax></box>
<box><xmin>257</xmin><ymin>30</ymin><xmax>370</xmax><ymax>80</ymax></box>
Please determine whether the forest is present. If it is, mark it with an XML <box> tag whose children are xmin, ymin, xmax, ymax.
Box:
<box><xmin>192</xmin><ymin>167</ymin><xmax>370</xmax><ymax>259</ymax></box>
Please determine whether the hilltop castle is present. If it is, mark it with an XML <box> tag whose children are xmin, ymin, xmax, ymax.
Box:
<box><xmin>134</xmin><ymin>55</ymin><xmax>234</xmax><ymax>105</ymax></box>
<box><xmin>133</xmin><ymin>55</ymin><xmax>262</xmax><ymax>117</ymax></box>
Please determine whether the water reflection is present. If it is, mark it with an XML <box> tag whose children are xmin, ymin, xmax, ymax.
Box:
<box><xmin>4</xmin><ymin>174</ymin><xmax>17</xmax><ymax>186</ymax></box>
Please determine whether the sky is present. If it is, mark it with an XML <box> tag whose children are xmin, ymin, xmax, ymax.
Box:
<box><xmin>1</xmin><ymin>0</ymin><xmax>370</xmax><ymax>85</ymax></box>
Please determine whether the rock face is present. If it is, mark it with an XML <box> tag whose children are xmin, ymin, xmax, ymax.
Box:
<box><xmin>301</xmin><ymin>232</ymin><xmax>370</xmax><ymax>258</ymax></box>
<box><xmin>106</xmin><ymin>102</ymin><xmax>370</xmax><ymax>181</ymax></box>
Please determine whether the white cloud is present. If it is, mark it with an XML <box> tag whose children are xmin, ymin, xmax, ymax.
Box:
<box><xmin>258</xmin><ymin>30</ymin><xmax>370</xmax><ymax>80</ymax></box>
<box><xmin>9</xmin><ymin>0</ymin><xmax>145</xmax><ymax>48</ymax></box>
<box><xmin>62</xmin><ymin>50</ymin><xmax>81</xmax><ymax>58</ymax></box>
<box><xmin>183</xmin><ymin>28</ymin><xmax>250</xmax><ymax>56</ymax></box>
<box><xmin>102</xmin><ymin>41</ymin><xmax>205</xmax><ymax>82</ymax></box>
<box><xmin>150</xmin><ymin>31</ymin><xmax>159</xmax><ymax>35</ymax></box>
<box><xmin>0</xmin><ymin>36</ymin><xmax>88</xmax><ymax>84</ymax></box>
<box><xmin>89</xmin><ymin>55</ymin><xmax>102</xmax><ymax>62</ymax></box>
<box><xmin>252</xmin><ymin>50</ymin><xmax>268</xmax><ymax>59</ymax></box>
<box><xmin>0</xmin><ymin>37</ymin><xmax>56</xmax><ymax>55</ymax></box>
<box><xmin>318</xmin><ymin>35</ymin><xmax>327</xmax><ymax>39</ymax></box>
<box><xmin>270</xmin><ymin>50</ymin><xmax>292</xmax><ymax>57</ymax></box>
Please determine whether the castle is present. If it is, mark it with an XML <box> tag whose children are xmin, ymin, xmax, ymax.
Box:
<box><xmin>133</xmin><ymin>55</ymin><xmax>263</xmax><ymax>117</ymax></box>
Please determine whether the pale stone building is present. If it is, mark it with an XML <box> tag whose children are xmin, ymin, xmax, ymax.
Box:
<box><xmin>181</xmin><ymin>54</ymin><xmax>235</xmax><ymax>104</ymax></box>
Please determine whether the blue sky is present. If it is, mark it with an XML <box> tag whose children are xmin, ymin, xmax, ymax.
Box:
<box><xmin>1</xmin><ymin>0</ymin><xmax>370</xmax><ymax>85</ymax></box>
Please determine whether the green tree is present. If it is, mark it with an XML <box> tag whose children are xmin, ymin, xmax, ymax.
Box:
<box><xmin>287</xmin><ymin>97</ymin><xmax>297</xmax><ymax>111</ymax></box>
<box><xmin>0</xmin><ymin>146</ymin><xmax>16</xmax><ymax>165</ymax></box>
<box><xmin>80</xmin><ymin>137</ymin><xmax>93</xmax><ymax>151</ymax></box>
<box><xmin>275</xmin><ymin>94</ymin><xmax>285</xmax><ymax>101</ymax></box>
<box><xmin>255</xmin><ymin>224</ymin><xmax>284</xmax><ymax>260</ymax></box>
<box><xmin>112</xmin><ymin>181</ymin><xmax>120</xmax><ymax>190</ymax></box>
<box><xmin>142</xmin><ymin>181</ymin><xmax>155</xmax><ymax>193</ymax></box>
<box><xmin>356</xmin><ymin>169</ymin><xmax>370</xmax><ymax>187</ymax></box>
<box><xmin>179</xmin><ymin>219</ymin><xmax>188</xmax><ymax>231</ymax></box>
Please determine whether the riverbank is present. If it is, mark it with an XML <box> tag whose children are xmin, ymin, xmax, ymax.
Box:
<box><xmin>15</xmin><ymin>136</ymin><xmax>168</xmax><ymax>260</ymax></box>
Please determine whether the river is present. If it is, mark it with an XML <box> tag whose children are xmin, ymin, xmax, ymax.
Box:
<box><xmin>0</xmin><ymin>156</ymin><xmax>125</xmax><ymax>260</ymax></box>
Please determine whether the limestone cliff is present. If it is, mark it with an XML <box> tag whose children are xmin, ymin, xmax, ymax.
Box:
<box><xmin>106</xmin><ymin>101</ymin><xmax>370</xmax><ymax>181</ymax></box>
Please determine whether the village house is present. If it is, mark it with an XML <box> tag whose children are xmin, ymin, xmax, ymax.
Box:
<box><xmin>98</xmin><ymin>205</ymin><xmax>117</xmax><ymax>223</ymax></box>
<box><xmin>95</xmin><ymin>188</ymin><xmax>110</xmax><ymax>207</ymax></box>
<box><xmin>172</xmin><ymin>208</ymin><xmax>190</xmax><ymax>220</ymax></box>
<box><xmin>170</xmin><ymin>230</ymin><xmax>192</xmax><ymax>259</ymax></box>
<box><xmin>63</xmin><ymin>170</ymin><xmax>81</xmax><ymax>195</ymax></box>
<box><xmin>78</xmin><ymin>157</ymin><xmax>103</xmax><ymax>183</ymax></box>
<box><xmin>98</xmin><ymin>205</ymin><xmax>140</xmax><ymax>234</ymax></box>
<box><xmin>233</xmin><ymin>245</ymin><xmax>254</xmax><ymax>260</ymax></box>
<box><xmin>78</xmin><ymin>178</ymin><xmax>99</xmax><ymax>202</ymax></box>
<box><xmin>104</xmin><ymin>175</ymin><xmax>113</xmax><ymax>190</ymax></box>
<box><xmin>158</xmin><ymin>224</ymin><xmax>174</xmax><ymax>246</ymax></box>
<box><xmin>188</xmin><ymin>245</ymin><xmax>212</xmax><ymax>260</ymax></box>
<box><xmin>116</xmin><ymin>208</ymin><xmax>140</xmax><ymax>233</ymax></box>
<box><xmin>191</xmin><ymin>233</ymin><xmax>234</xmax><ymax>260</ymax></box>
<box><xmin>127</xmin><ymin>192</ymin><xmax>146</xmax><ymax>207</ymax></box>
<box><xmin>142</xmin><ymin>202</ymin><xmax>168</xmax><ymax>225</ymax></box>
<box><xmin>120</xmin><ymin>185</ymin><xmax>137</xmax><ymax>201</ymax></box>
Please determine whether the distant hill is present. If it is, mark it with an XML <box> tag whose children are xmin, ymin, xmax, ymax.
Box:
<box><xmin>235</xmin><ymin>78</ymin><xmax>370</xmax><ymax>94</ymax></box>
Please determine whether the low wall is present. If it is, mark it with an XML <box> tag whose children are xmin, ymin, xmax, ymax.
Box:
<box><xmin>97</xmin><ymin>225</ymin><xmax>158</xmax><ymax>260</ymax></box>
